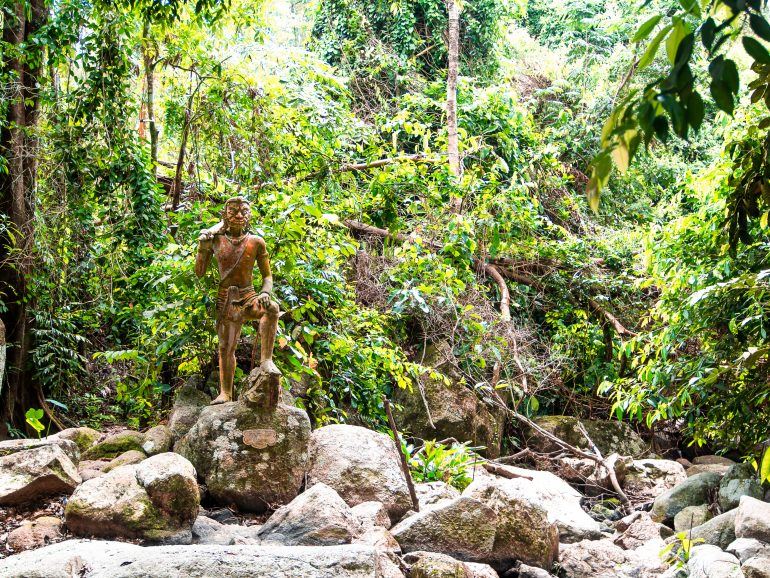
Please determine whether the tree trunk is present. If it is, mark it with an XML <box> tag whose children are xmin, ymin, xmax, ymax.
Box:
<box><xmin>142</xmin><ymin>21</ymin><xmax>159</xmax><ymax>169</ymax></box>
<box><xmin>446</xmin><ymin>0</ymin><xmax>461</xmax><ymax>193</ymax></box>
<box><xmin>0</xmin><ymin>0</ymin><xmax>50</xmax><ymax>436</ymax></box>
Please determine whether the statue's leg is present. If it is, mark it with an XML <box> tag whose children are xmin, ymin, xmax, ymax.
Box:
<box><xmin>259</xmin><ymin>300</ymin><xmax>280</xmax><ymax>373</ymax></box>
<box><xmin>212</xmin><ymin>318</ymin><xmax>242</xmax><ymax>404</ymax></box>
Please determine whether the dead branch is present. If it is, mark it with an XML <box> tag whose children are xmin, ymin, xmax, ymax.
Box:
<box><xmin>588</xmin><ymin>298</ymin><xmax>636</xmax><ymax>337</ymax></box>
<box><xmin>483</xmin><ymin>462</ymin><xmax>534</xmax><ymax>481</ymax></box>
<box><xmin>384</xmin><ymin>395</ymin><xmax>420</xmax><ymax>512</ymax></box>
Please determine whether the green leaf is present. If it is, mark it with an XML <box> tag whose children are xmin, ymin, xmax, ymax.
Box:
<box><xmin>666</xmin><ymin>18</ymin><xmax>691</xmax><ymax>65</ymax></box>
<box><xmin>587</xmin><ymin>152</ymin><xmax>613</xmax><ymax>212</ymax></box>
<box><xmin>743</xmin><ymin>37</ymin><xmax>770</xmax><ymax>64</ymax></box>
<box><xmin>761</xmin><ymin>445</ymin><xmax>770</xmax><ymax>484</ymax></box>
<box><xmin>710</xmin><ymin>79</ymin><xmax>735</xmax><ymax>115</ymax></box>
<box><xmin>686</xmin><ymin>90</ymin><xmax>705</xmax><ymax>131</ymax></box>
<box><xmin>678</xmin><ymin>0</ymin><xmax>701</xmax><ymax>17</ymax></box>
<box><xmin>632</xmin><ymin>15</ymin><xmax>663</xmax><ymax>43</ymax></box>
<box><xmin>701</xmin><ymin>17</ymin><xmax>716</xmax><ymax>50</ymax></box>
<box><xmin>750</xmin><ymin>13</ymin><xmax>770</xmax><ymax>42</ymax></box>
<box><xmin>638</xmin><ymin>25</ymin><xmax>673</xmax><ymax>70</ymax></box>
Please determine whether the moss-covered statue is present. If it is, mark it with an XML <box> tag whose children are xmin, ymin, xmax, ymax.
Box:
<box><xmin>195</xmin><ymin>196</ymin><xmax>281</xmax><ymax>406</ymax></box>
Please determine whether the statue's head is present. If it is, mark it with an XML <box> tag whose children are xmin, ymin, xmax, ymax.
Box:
<box><xmin>222</xmin><ymin>196</ymin><xmax>251</xmax><ymax>233</ymax></box>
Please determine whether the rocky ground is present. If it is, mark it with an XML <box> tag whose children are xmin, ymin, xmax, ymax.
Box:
<box><xmin>1</xmin><ymin>376</ymin><xmax>769</xmax><ymax>577</ymax></box>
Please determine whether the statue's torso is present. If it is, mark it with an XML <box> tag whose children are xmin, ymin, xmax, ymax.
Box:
<box><xmin>212</xmin><ymin>234</ymin><xmax>260</xmax><ymax>287</ymax></box>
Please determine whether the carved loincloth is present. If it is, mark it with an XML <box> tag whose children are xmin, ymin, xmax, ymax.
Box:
<box><xmin>216</xmin><ymin>285</ymin><xmax>260</xmax><ymax>322</ymax></box>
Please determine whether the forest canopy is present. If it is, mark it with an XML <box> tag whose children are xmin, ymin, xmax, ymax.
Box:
<box><xmin>0</xmin><ymin>0</ymin><xmax>768</xmax><ymax>462</ymax></box>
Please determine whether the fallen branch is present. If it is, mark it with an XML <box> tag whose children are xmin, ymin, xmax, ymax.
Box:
<box><xmin>575</xmin><ymin>421</ymin><xmax>631</xmax><ymax>511</ymax></box>
<box><xmin>483</xmin><ymin>462</ymin><xmax>534</xmax><ymax>481</ymax></box>
<box><xmin>588</xmin><ymin>299</ymin><xmax>636</xmax><ymax>337</ymax></box>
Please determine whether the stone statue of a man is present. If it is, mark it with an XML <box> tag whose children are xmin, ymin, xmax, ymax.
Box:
<box><xmin>195</xmin><ymin>196</ymin><xmax>280</xmax><ymax>404</ymax></box>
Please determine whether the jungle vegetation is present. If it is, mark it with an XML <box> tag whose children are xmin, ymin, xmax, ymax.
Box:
<box><xmin>1</xmin><ymin>0</ymin><xmax>769</xmax><ymax>459</ymax></box>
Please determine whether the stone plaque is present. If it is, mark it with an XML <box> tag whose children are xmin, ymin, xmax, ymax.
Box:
<box><xmin>243</xmin><ymin>428</ymin><xmax>277</xmax><ymax>449</ymax></box>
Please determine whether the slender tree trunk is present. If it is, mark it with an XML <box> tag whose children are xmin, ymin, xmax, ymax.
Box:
<box><xmin>446</xmin><ymin>0</ymin><xmax>461</xmax><ymax>195</ymax></box>
<box><xmin>141</xmin><ymin>21</ymin><xmax>159</xmax><ymax>169</ymax></box>
<box><xmin>0</xmin><ymin>0</ymin><xmax>51</xmax><ymax>435</ymax></box>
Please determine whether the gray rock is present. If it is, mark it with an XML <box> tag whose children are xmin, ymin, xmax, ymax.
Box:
<box><xmin>177</xmin><ymin>401</ymin><xmax>310</xmax><ymax>513</ymax></box>
<box><xmin>0</xmin><ymin>540</ymin><xmax>395</xmax><ymax>577</ymax></box>
<box><xmin>686</xmin><ymin>463</ymin><xmax>731</xmax><ymax>477</ymax></box>
<box><xmin>7</xmin><ymin>516</ymin><xmax>62</xmax><ymax>552</ymax></box>
<box><xmin>83</xmin><ymin>430</ymin><xmax>145</xmax><ymax>460</ymax></box>
<box><xmin>192</xmin><ymin>515</ymin><xmax>240</xmax><ymax>545</ymax></box>
<box><xmin>727</xmin><ymin>538</ymin><xmax>770</xmax><ymax>564</ymax></box>
<box><xmin>414</xmin><ymin>481</ymin><xmax>459</xmax><ymax>510</ymax></box>
<box><xmin>0</xmin><ymin>443</ymin><xmax>80</xmax><ymax>505</ymax></box>
<box><xmin>523</xmin><ymin>415</ymin><xmax>648</xmax><ymax>457</ymax></box>
<box><xmin>391</xmin><ymin>496</ymin><xmax>497</xmax><ymax>564</ymax></box>
<box><xmin>258</xmin><ymin>483</ymin><xmax>359</xmax><ymax>546</ymax></box>
<box><xmin>468</xmin><ymin>463</ymin><xmax>602</xmax><ymax>543</ymax></box>
<box><xmin>351</xmin><ymin>501</ymin><xmax>391</xmax><ymax>530</ymax></box>
<box><xmin>517</xmin><ymin>563</ymin><xmax>557</xmax><ymax>578</ymax></box>
<box><xmin>736</xmin><ymin>496</ymin><xmax>770</xmax><ymax>543</ymax></box>
<box><xmin>463</xmin><ymin>477</ymin><xmax>559</xmax><ymax>570</ymax></box>
<box><xmin>393</xmin><ymin>341</ymin><xmax>504</xmax><ymax>457</ymax></box>
<box><xmin>65</xmin><ymin>452</ymin><xmax>199</xmax><ymax>543</ymax></box>
<box><xmin>49</xmin><ymin>427</ymin><xmax>100</xmax><ymax>453</ymax></box>
<box><xmin>718</xmin><ymin>463</ymin><xmax>763</xmax><ymax>511</ymax></box>
<box><xmin>650</xmin><ymin>472</ymin><xmax>722</xmax><ymax>523</ymax></box>
<box><xmin>404</xmin><ymin>551</ymin><xmax>498</xmax><ymax>577</ymax></box>
<box><xmin>623</xmin><ymin>459</ymin><xmax>687</xmax><ymax>503</ymax></box>
<box><xmin>687</xmin><ymin>544</ymin><xmax>742</xmax><ymax>578</ymax></box>
<box><xmin>168</xmin><ymin>385</ymin><xmax>211</xmax><ymax>441</ymax></box>
<box><xmin>101</xmin><ymin>449</ymin><xmax>146</xmax><ymax>473</ymax></box>
<box><xmin>142</xmin><ymin>425</ymin><xmax>173</xmax><ymax>456</ymax></box>
<box><xmin>613</xmin><ymin>511</ymin><xmax>672</xmax><ymax>550</ymax></box>
<box><xmin>353</xmin><ymin>526</ymin><xmax>400</xmax><ymax>554</ymax></box>
<box><xmin>558</xmin><ymin>538</ymin><xmax>666</xmax><ymax>578</ymax></box>
<box><xmin>673</xmin><ymin>504</ymin><xmax>713</xmax><ymax>532</ymax></box>
<box><xmin>692</xmin><ymin>455</ymin><xmax>735</xmax><ymax>467</ymax></box>
<box><xmin>687</xmin><ymin>510</ymin><xmax>737</xmax><ymax>550</ymax></box>
<box><xmin>0</xmin><ymin>437</ymin><xmax>79</xmax><ymax>462</ymax></box>
<box><xmin>307</xmin><ymin>424</ymin><xmax>411</xmax><ymax>523</ymax></box>
<box><xmin>743</xmin><ymin>556</ymin><xmax>770</xmax><ymax>578</ymax></box>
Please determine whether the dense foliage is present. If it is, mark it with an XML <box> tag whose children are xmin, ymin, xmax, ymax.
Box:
<box><xmin>0</xmin><ymin>0</ymin><xmax>768</xmax><ymax>460</ymax></box>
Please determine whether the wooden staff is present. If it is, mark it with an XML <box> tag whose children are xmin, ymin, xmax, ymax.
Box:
<box><xmin>383</xmin><ymin>395</ymin><xmax>419</xmax><ymax>512</ymax></box>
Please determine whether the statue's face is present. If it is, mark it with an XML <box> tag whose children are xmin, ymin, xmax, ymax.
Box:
<box><xmin>225</xmin><ymin>201</ymin><xmax>251</xmax><ymax>231</ymax></box>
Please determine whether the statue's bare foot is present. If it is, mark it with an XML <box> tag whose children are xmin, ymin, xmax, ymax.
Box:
<box><xmin>210</xmin><ymin>393</ymin><xmax>232</xmax><ymax>405</ymax></box>
<box><xmin>260</xmin><ymin>359</ymin><xmax>280</xmax><ymax>374</ymax></box>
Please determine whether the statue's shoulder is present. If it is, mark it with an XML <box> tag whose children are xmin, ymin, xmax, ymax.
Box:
<box><xmin>247</xmin><ymin>234</ymin><xmax>268</xmax><ymax>254</ymax></box>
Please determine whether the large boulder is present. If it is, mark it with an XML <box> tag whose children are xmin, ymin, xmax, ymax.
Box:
<box><xmin>736</xmin><ymin>496</ymin><xmax>770</xmax><ymax>543</ymax></box>
<box><xmin>258</xmin><ymin>483</ymin><xmax>360</xmax><ymax>546</ymax></box>
<box><xmin>728</xmin><ymin>538</ymin><xmax>770</xmax><ymax>564</ymax></box>
<box><xmin>687</xmin><ymin>545</ymin><xmax>742</xmax><ymax>578</ymax></box>
<box><xmin>686</xmin><ymin>510</ymin><xmax>737</xmax><ymax>550</ymax></box>
<box><xmin>7</xmin><ymin>516</ymin><xmax>63</xmax><ymax>552</ymax></box>
<box><xmin>307</xmin><ymin>424</ymin><xmax>411</xmax><ymax>523</ymax></box>
<box><xmin>623</xmin><ymin>459</ymin><xmax>687</xmax><ymax>503</ymax></box>
<box><xmin>650</xmin><ymin>471</ymin><xmax>722</xmax><ymax>523</ymax></box>
<box><xmin>142</xmin><ymin>425</ymin><xmax>173</xmax><ymax>456</ymax></box>
<box><xmin>414</xmin><ymin>481</ymin><xmax>459</xmax><ymax>510</ymax></box>
<box><xmin>393</xmin><ymin>342</ymin><xmax>504</xmax><ymax>457</ymax></box>
<box><xmin>523</xmin><ymin>416</ymin><xmax>648</xmax><ymax>457</ymax></box>
<box><xmin>0</xmin><ymin>442</ymin><xmax>80</xmax><ymax>505</ymax></box>
<box><xmin>613</xmin><ymin>511</ymin><xmax>672</xmax><ymax>550</ymax></box>
<box><xmin>404</xmin><ymin>551</ymin><xmax>498</xmax><ymax>578</ymax></box>
<box><xmin>83</xmin><ymin>429</ymin><xmax>145</xmax><ymax>460</ymax></box>
<box><xmin>743</xmin><ymin>557</ymin><xmax>770</xmax><ymax>578</ymax></box>
<box><xmin>177</xmin><ymin>401</ymin><xmax>310</xmax><ymax>513</ymax></box>
<box><xmin>558</xmin><ymin>539</ymin><xmax>665</xmax><ymax>578</ymax></box>
<box><xmin>674</xmin><ymin>504</ymin><xmax>713</xmax><ymax>532</ymax></box>
<box><xmin>391</xmin><ymin>496</ymin><xmax>498</xmax><ymax>564</ymax></box>
<box><xmin>351</xmin><ymin>501</ymin><xmax>391</xmax><ymax>531</ymax></box>
<box><xmin>0</xmin><ymin>540</ymin><xmax>399</xmax><ymax>578</ymax></box>
<box><xmin>49</xmin><ymin>427</ymin><xmax>100</xmax><ymax>453</ymax></box>
<box><xmin>717</xmin><ymin>463</ymin><xmax>763</xmax><ymax>511</ymax></box>
<box><xmin>470</xmin><ymin>464</ymin><xmax>602</xmax><ymax>543</ymax></box>
<box><xmin>0</xmin><ymin>437</ymin><xmax>79</xmax><ymax>462</ymax></box>
<box><xmin>168</xmin><ymin>384</ymin><xmax>211</xmax><ymax>441</ymax></box>
<box><xmin>102</xmin><ymin>449</ymin><xmax>146</xmax><ymax>473</ymax></box>
<box><xmin>463</xmin><ymin>477</ymin><xmax>559</xmax><ymax>571</ymax></box>
<box><xmin>65</xmin><ymin>452</ymin><xmax>199</xmax><ymax>543</ymax></box>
